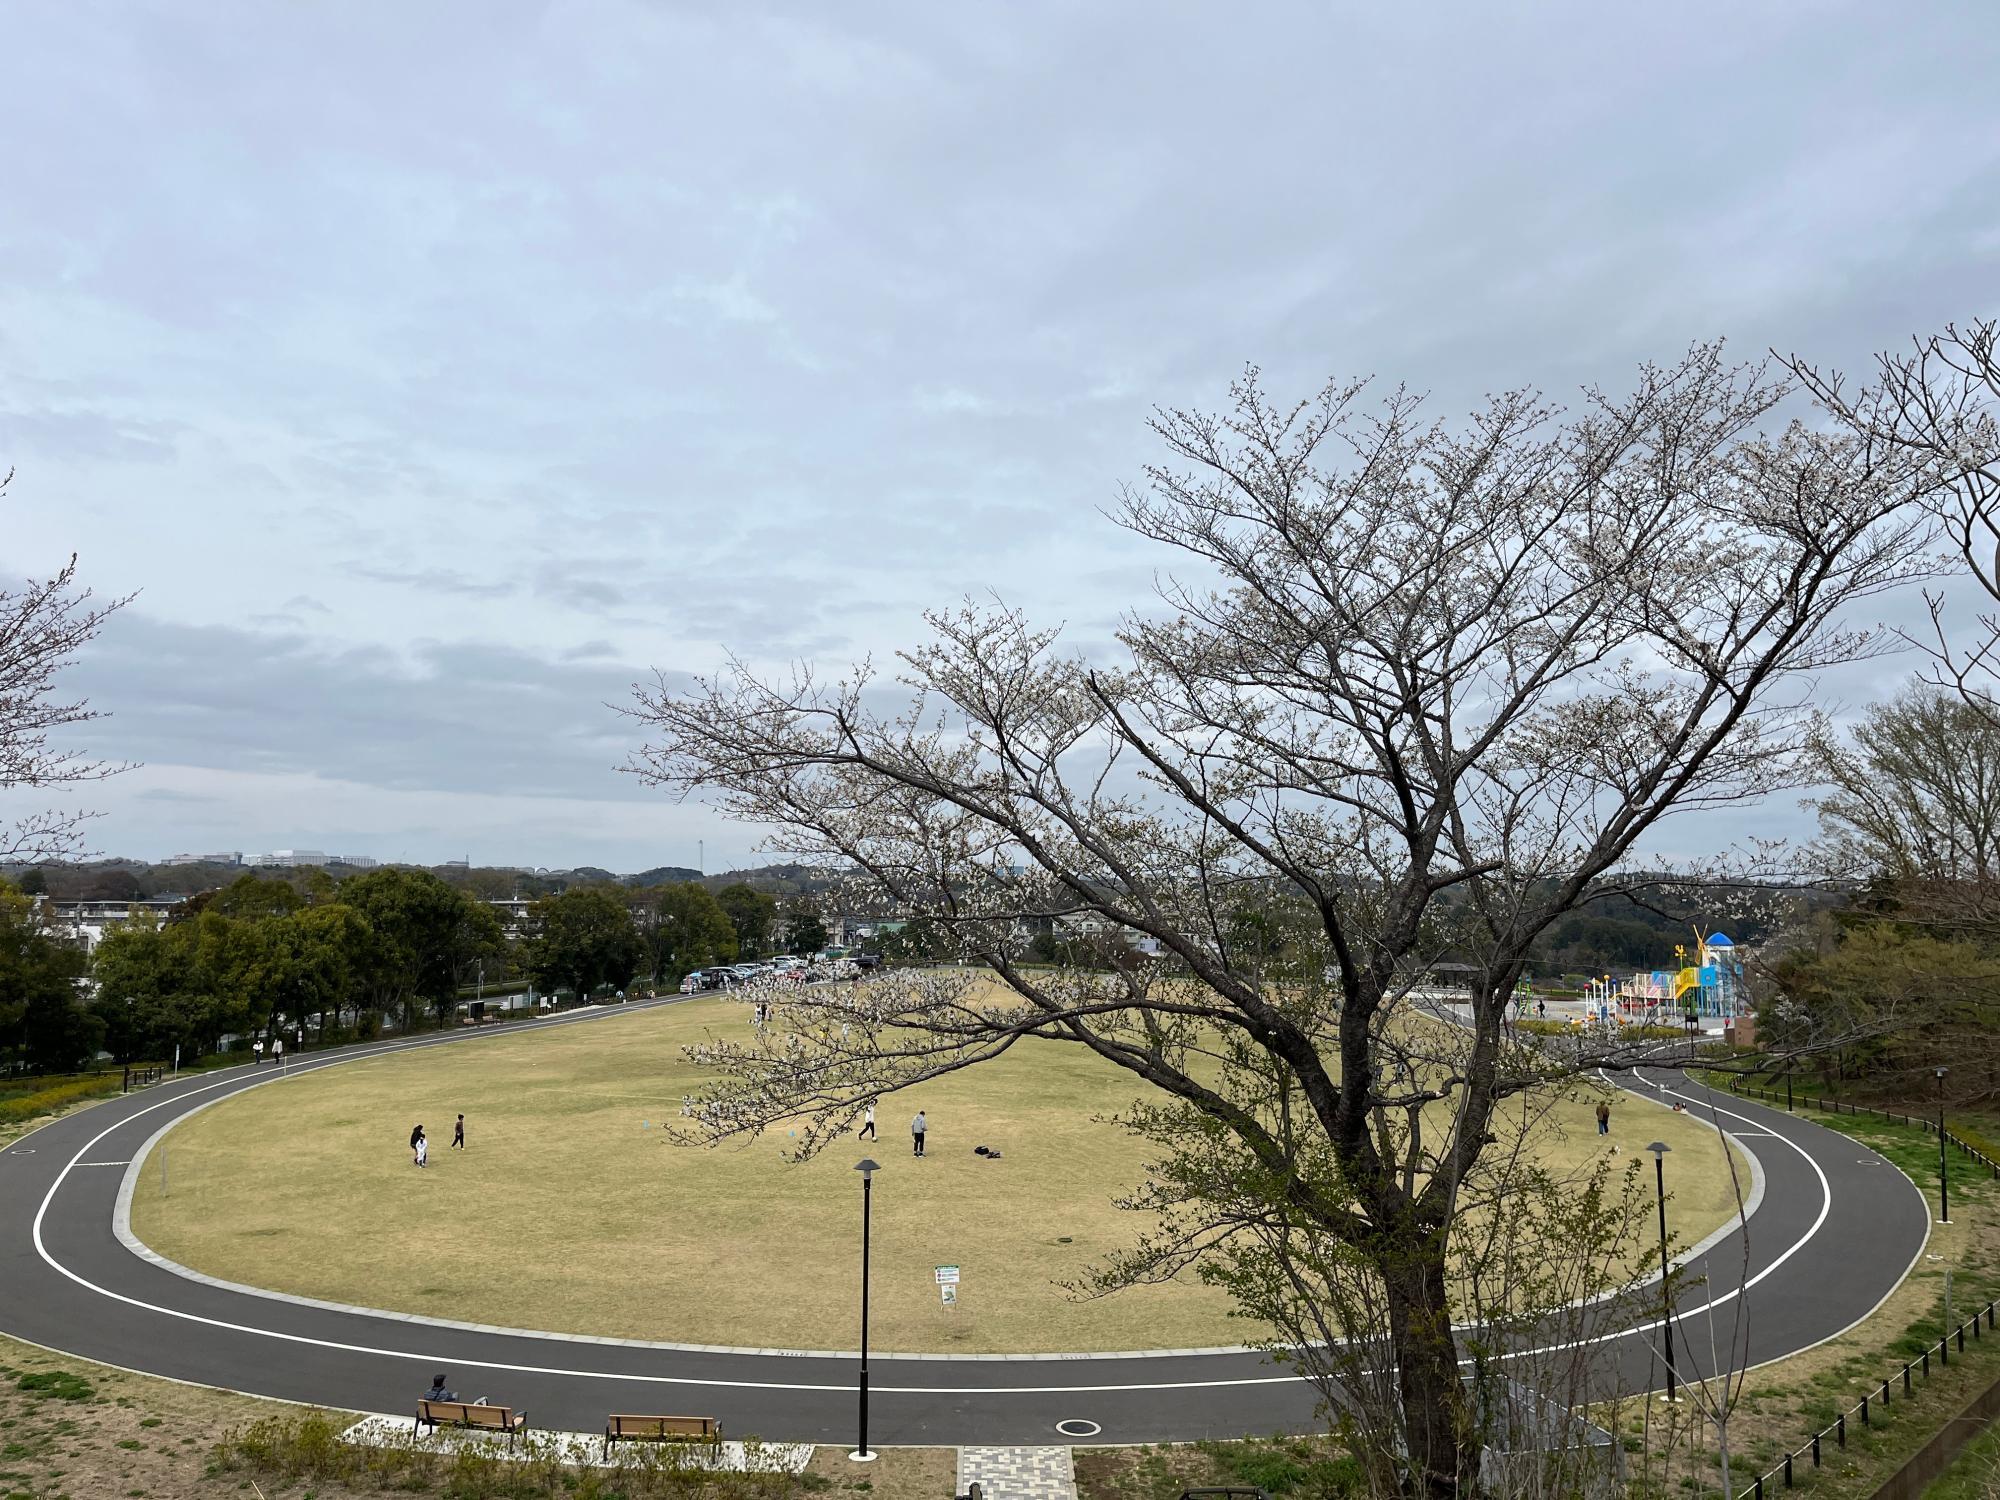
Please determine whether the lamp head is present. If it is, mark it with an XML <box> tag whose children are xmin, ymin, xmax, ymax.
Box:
<box><xmin>1936</xmin><ymin>1067</ymin><xmax>1949</xmax><ymax>1081</ymax></box>
<box><xmin>1647</xmin><ymin>1141</ymin><xmax>1670</xmax><ymax>1158</ymax></box>
<box><xmin>856</xmin><ymin>1158</ymin><xmax>880</xmax><ymax>1180</ymax></box>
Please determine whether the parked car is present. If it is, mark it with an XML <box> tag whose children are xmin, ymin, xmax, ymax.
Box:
<box><xmin>679</xmin><ymin>974</ymin><xmax>703</xmax><ymax>994</ymax></box>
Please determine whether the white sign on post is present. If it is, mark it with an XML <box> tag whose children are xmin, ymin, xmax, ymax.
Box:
<box><xmin>936</xmin><ymin>1264</ymin><xmax>960</xmax><ymax>1307</ymax></box>
<box><xmin>940</xmin><ymin>1283</ymin><xmax>957</xmax><ymax>1307</ymax></box>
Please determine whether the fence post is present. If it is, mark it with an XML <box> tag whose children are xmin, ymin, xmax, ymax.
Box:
<box><xmin>1923</xmin><ymin>1350</ymin><xmax>1930</xmax><ymax>1377</ymax></box>
<box><xmin>1958</xmin><ymin>1325</ymin><xmax>1966</xmax><ymax>1352</ymax></box>
<box><xmin>1941</xmin><ymin>1335</ymin><xmax>1949</xmax><ymax>1367</ymax></box>
<box><xmin>1785</xmin><ymin>1453</ymin><xmax>1793</xmax><ymax>1487</ymax></box>
<box><xmin>1812</xmin><ymin>1434</ymin><xmax>1821</xmax><ymax>1468</ymax></box>
<box><xmin>1882</xmin><ymin>1376</ymin><xmax>1891</xmax><ymax>1407</ymax></box>
<box><xmin>1860</xmin><ymin>1394</ymin><xmax>1869</xmax><ymax>1426</ymax></box>
<box><xmin>1906</xmin><ymin>1363</ymin><xmax>1914</xmax><ymax>1394</ymax></box>
<box><xmin>1837</xmin><ymin>1414</ymin><xmax>1846</xmax><ymax>1448</ymax></box>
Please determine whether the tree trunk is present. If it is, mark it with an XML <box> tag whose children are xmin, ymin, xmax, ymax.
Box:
<box><xmin>1381</xmin><ymin>1236</ymin><xmax>1475</xmax><ymax>1497</ymax></box>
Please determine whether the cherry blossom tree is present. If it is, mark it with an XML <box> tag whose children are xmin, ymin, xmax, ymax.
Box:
<box><xmin>0</xmin><ymin>468</ymin><xmax>131</xmax><ymax>863</ymax></box>
<box><xmin>630</xmin><ymin>348</ymin><xmax>1932</xmax><ymax>1495</ymax></box>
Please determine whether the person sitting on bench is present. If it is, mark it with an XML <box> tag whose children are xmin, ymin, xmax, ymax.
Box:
<box><xmin>425</xmin><ymin>1373</ymin><xmax>458</xmax><ymax>1403</ymax></box>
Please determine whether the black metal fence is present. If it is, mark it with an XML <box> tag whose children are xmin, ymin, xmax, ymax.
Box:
<box><xmin>1731</xmin><ymin>1298</ymin><xmax>1997</xmax><ymax>1497</ymax></box>
<box><xmin>1724</xmin><ymin>1080</ymin><xmax>2000</xmax><ymax>1182</ymax></box>
<box><xmin>1722</xmin><ymin>1077</ymin><xmax>1998</xmax><ymax>1496</ymax></box>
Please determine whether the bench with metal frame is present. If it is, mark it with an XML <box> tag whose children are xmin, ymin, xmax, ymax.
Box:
<box><xmin>415</xmin><ymin>1399</ymin><xmax>529</xmax><ymax>1448</ymax></box>
<box><xmin>602</xmin><ymin>1412</ymin><xmax>723</xmax><ymax>1459</ymax></box>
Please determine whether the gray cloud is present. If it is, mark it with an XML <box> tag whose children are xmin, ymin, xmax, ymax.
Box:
<box><xmin>4</xmin><ymin>0</ymin><xmax>1997</xmax><ymax>865</ymax></box>
<box><xmin>66</xmin><ymin>612</ymin><xmax>668</xmax><ymax>804</ymax></box>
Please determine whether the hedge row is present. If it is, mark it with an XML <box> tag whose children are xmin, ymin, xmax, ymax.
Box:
<box><xmin>0</xmin><ymin>1074</ymin><xmax>121</xmax><ymax>1126</ymax></box>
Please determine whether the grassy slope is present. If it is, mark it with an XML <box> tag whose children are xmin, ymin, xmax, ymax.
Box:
<box><xmin>1623</xmin><ymin>1097</ymin><xmax>2000</xmax><ymax>1498</ymax></box>
<box><xmin>131</xmin><ymin>997</ymin><xmax>1744</xmax><ymax>1354</ymax></box>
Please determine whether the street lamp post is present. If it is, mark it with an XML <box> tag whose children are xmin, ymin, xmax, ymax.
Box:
<box><xmin>1936</xmin><ymin>1067</ymin><xmax>1950</xmax><ymax>1225</ymax></box>
<box><xmin>852</xmin><ymin>1158</ymin><xmax>880</xmax><ymax>1462</ymax></box>
<box><xmin>1648</xmin><ymin>1141</ymin><xmax>1677</xmax><ymax>1402</ymax></box>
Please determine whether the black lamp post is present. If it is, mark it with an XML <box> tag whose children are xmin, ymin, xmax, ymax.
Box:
<box><xmin>1648</xmin><ymin>1141</ymin><xmax>1677</xmax><ymax>1401</ymax></box>
<box><xmin>1936</xmin><ymin>1067</ymin><xmax>1949</xmax><ymax>1225</ymax></box>
<box><xmin>852</xmin><ymin>1158</ymin><xmax>880</xmax><ymax>1462</ymax></box>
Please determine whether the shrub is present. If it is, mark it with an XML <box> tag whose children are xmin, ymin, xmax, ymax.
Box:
<box><xmin>0</xmin><ymin>1076</ymin><xmax>120</xmax><ymax>1124</ymax></box>
<box><xmin>16</xmin><ymin>1370</ymin><xmax>95</xmax><ymax>1401</ymax></box>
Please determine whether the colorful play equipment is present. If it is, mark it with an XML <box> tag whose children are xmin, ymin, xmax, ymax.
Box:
<box><xmin>1585</xmin><ymin>931</ymin><xmax>1743</xmax><ymax>1025</ymax></box>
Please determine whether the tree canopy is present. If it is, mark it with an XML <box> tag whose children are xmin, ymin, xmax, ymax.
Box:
<box><xmin>522</xmin><ymin>887</ymin><xmax>645</xmax><ymax>997</ymax></box>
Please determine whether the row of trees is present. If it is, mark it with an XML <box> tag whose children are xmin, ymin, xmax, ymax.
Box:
<box><xmin>1760</xmin><ymin>690</ymin><xmax>2000</xmax><ymax>1101</ymax></box>
<box><xmin>0</xmin><ymin>868</ymin><xmax>833</xmax><ymax>1074</ymax></box>
<box><xmin>89</xmin><ymin>868</ymin><xmax>503</xmax><ymax>1066</ymax></box>
<box><xmin>518</xmin><ymin>881</ymin><xmax>828</xmax><ymax>994</ymax></box>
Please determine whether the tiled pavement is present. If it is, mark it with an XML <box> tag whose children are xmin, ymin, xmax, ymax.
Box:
<box><xmin>956</xmin><ymin>1446</ymin><xmax>1078</xmax><ymax>1500</ymax></box>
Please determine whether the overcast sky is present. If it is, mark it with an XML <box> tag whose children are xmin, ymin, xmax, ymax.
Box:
<box><xmin>4</xmin><ymin>1</ymin><xmax>1998</xmax><ymax>871</ymax></box>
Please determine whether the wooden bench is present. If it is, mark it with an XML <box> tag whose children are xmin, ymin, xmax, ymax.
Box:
<box><xmin>414</xmin><ymin>1399</ymin><xmax>529</xmax><ymax>1447</ymax></box>
<box><xmin>602</xmin><ymin>1413</ymin><xmax>722</xmax><ymax>1458</ymax></box>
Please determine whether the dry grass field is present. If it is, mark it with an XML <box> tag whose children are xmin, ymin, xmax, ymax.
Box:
<box><xmin>130</xmin><ymin>995</ymin><xmax>1745</xmax><ymax>1353</ymax></box>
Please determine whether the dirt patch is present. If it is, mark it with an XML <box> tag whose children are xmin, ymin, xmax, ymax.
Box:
<box><xmin>0</xmin><ymin>1331</ymin><xmax>350</xmax><ymax>1499</ymax></box>
<box><xmin>804</xmin><ymin>1445</ymin><xmax>957</xmax><ymax>1500</ymax></box>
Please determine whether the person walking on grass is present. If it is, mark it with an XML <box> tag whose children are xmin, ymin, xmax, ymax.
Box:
<box><xmin>859</xmin><ymin>1100</ymin><xmax>876</xmax><ymax>1140</ymax></box>
<box><xmin>911</xmin><ymin>1109</ymin><xmax>926</xmax><ymax>1158</ymax></box>
<box><xmin>1595</xmin><ymin>1098</ymin><xmax>1611</xmax><ymax>1136</ymax></box>
<box><xmin>452</xmin><ymin>1114</ymin><xmax>465</xmax><ymax>1150</ymax></box>
<box><xmin>411</xmin><ymin>1123</ymin><xmax>428</xmax><ymax>1167</ymax></box>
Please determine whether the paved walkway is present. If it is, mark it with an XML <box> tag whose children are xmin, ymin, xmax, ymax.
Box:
<box><xmin>342</xmin><ymin>1413</ymin><xmax>811</xmax><ymax>1471</ymax></box>
<box><xmin>957</xmin><ymin>1446</ymin><xmax>1077</xmax><ymax>1500</ymax></box>
<box><xmin>0</xmin><ymin>1006</ymin><xmax>1932</xmax><ymax>1445</ymax></box>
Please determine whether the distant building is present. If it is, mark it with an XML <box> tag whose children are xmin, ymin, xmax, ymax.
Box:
<box><xmin>247</xmin><ymin>849</ymin><xmax>330</xmax><ymax>869</ymax></box>
<box><xmin>336</xmin><ymin>855</ymin><xmax>379</xmax><ymax>869</ymax></box>
<box><xmin>485</xmin><ymin>898</ymin><xmax>537</xmax><ymax>938</ymax></box>
<box><xmin>160</xmin><ymin>852</ymin><xmax>242</xmax><ymax>867</ymax></box>
<box><xmin>41</xmin><ymin>897</ymin><xmax>184</xmax><ymax>954</ymax></box>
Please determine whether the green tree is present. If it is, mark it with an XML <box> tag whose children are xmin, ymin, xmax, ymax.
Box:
<box><xmin>522</xmin><ymin>888</ymin><xmax>645</xmax><ymax>998</ymax></box>
<box><xmin>715</xmin><ymin>883</ymin><xmax>778</xmax><ymax>959</ymax></box>
<box><xmin>643</xmin><ymin>883</ymin><xmax>737</xmax><ymax>980</ymax></box>
<box><xmin>340</xmin><ymin>867</ymin><xmax>496</xmax><ymax>1030</ymax></box>
<box><xmin>0</xmin><ymin>883</ymin><xmax>96</xmax><ymax>1072</ymax></box>
<box><xmin>90</xmin><ymin>913</ymin><xmax>188</xmax><ymax>1061</ymax></box>
<box><xmin>782</xmin><ymin>898</ymin><xmax>829</xmax><ymax>957</ymax></box>
<box><xmin>262</xmin><ymin>902</ymin><xmax>377</xmax><ymax>1040</ymax></box>
<box><xmin>209</xmin><ymin>873</ymin><xmax>306</xmax><ymax>921</ymax></box>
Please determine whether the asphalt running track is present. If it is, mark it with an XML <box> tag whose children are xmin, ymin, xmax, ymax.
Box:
<box><xmin>0</xmin><ymin>1000</ymin><xmax>1933</xmax><ymax>1446</ymax></box>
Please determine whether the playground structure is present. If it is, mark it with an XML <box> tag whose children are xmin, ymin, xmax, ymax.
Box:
<box><xmin>1576</xmin><ymin>932</ymin><xmax>1745</xmax><ymax>1027</ymax></box>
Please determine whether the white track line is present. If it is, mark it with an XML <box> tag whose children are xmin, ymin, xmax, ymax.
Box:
<box><xmin>24</xmin><ymin>1046</ymin><xmax>1871</xmax><ymax>1399</ymax></box>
